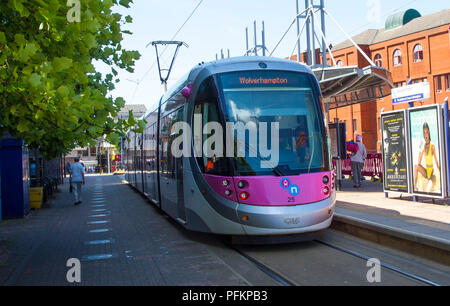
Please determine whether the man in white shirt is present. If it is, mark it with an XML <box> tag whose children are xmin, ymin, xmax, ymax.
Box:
<box><xmin>350</xmin><ymin>134</ymin><xmax>367</xmax><ymax>188</ymax></box>
<box><xmin>70</xmin><ymin>157</ymin><xmax>86</xmax><ymax>205</ymax></box>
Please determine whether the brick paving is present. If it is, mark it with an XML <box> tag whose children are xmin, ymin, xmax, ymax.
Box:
<box><xmin>336</xmin><ymin>178</ymin><xmax>450</xmax><ymax>242</ymax></box>
<box><xmin>0</xmin><ymin>175</ymin><xmax>249</xmax><ymax>286</ymax></box>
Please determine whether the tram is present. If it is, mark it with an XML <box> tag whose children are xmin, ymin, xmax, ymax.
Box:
<box><xmin>124</xmin><ymin>56</ymin><xmax>336</xmax><ymax>238</ymax></box>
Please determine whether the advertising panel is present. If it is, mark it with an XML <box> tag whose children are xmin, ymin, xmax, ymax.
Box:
<box><xmin>409</xmin><ymin>106</ymin><xmax>445</xmax><ymax>198</ymax></box>
<box><xmin>381</xmin><ymin>110</ymin><xmax>409</xmax><ymax>193</ymax></box>
<box><xmin>329</xmin><ymin>123</ymin><xmax>346</xmax><ymax>159</ymax></box>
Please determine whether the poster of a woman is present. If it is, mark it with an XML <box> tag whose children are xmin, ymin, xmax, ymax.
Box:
<box><xmin>409</xmin><ymin>106</ymin><xmax>443</xmax><ymax>197</ymax></box>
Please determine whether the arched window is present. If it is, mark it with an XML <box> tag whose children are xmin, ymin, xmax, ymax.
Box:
<box><xmin>393</xmin><ymin>49</ymin><xmax>402</xmax><ymax>66</ymax></box>
<box><xmin>413</xmin><ymin>44</ymin><xmax>423</xmax><ymax>62</ymax></box>
<box><xmin>374</xmin><ymin>54</ymin><xmax>382</xmax><ymax>67</ymax></box>
<box><xmin>336</xmin><ymin>60</ymin><xmax>343</xmax><ymax>67</ymax></box>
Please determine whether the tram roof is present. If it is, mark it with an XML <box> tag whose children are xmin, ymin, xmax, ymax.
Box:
<box><xmin>144</xmin><ymin>56</ymin><xmax>317</xmax><ymax>118</ymax></box>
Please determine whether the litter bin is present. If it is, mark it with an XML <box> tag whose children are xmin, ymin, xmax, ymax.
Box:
<box><xmin>29</xmin><ymin>187</ymin><xmax>43</xmax><ymax>210</ymax></box>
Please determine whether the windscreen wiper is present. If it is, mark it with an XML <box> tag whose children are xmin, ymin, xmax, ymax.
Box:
<box><xmin>244</xmin><ymin>142</ymin><xmax>286</xmax><ymax>177</ymax></box>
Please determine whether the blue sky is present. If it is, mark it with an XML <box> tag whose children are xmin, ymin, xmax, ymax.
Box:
<box><xmin>104</xmin><ymin>0</ymin><xmax>449</xmax><ymax>113</ymax></box>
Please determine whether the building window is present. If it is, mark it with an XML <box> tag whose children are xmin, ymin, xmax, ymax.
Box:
<box><xmin>413</xmin><ymin>44</ymin><xmax>423</xmax><ymax>63</ymax></box>
<box><xmin>336</xmin><ymin>60</ymin><xmax>343</xmax><ymax>67</ymax></box>
<box><xmin>412</xmin><ymin>78</ymin><xmax>426</xmax><ymax>84</ymax></box>
<box><xmin>374</xmin><ymin>54</ymin><xmax>382</xmax><ymax>67</ymax></box>
<box><xmin>353</xmin><ymin>119</ymin><xmax>357</xmax><ymax>133</ymax></box>
<box><xmin>445</xmin><ymin>74</ymin><xmax>450</xmax><ymax>91</ymax></box>
<box><xmin>393</xmin><ymin>49</ymin><xmax>402</xmax><ymax>66</ymax></box>
<box><xmin>435</xmin><ymin>75</ymin><xmax>442</xmax><ymax>93</ymax></box>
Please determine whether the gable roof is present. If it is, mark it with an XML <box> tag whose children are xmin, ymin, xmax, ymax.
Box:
<box><xmin>332</xmin><ymin>9</ymin><xmax>450</xmax><ymax>52</ymax></box>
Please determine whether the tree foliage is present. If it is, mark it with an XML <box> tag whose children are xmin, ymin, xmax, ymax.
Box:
<box><xmin>0</xmin><ymin>0</ymin><xmax>143</xmax><ymax>158</ymax></box>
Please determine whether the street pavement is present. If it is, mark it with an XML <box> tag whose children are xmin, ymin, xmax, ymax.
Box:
<box><xmin>336</xmin><ymin>178</ymin><xmax>450</xmax><ymax>244</ymax></box>
<box><xmin>0</xmin><ymin>175</ymin><xmax>249</xmax><ymax>286</ymax></box>
<box><xmin>0</xmin><ymin>174</ymin><xmax>448</xmax><ymax>286</ymax></box>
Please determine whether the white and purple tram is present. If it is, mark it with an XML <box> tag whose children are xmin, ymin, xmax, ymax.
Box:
<box><xmin>125</xmin><ymin>56</ymin><xmax>336</xmax><ymax>239</ymax></box>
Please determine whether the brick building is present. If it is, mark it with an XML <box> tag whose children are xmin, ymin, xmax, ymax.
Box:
<box><xmin>319</xmin><ymin>8</ymin><xmax>450</xmax><ymax>153</ymax></box>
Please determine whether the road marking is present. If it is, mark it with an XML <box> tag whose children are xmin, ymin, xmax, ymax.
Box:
<box><xmin>89</xmin><ymin>214</ymin><xmax>110</xmax><ymax>218</ymax></box>
<box><xmin>88</xmin><ymin>220</ymin><xmax>110</xmax><ymax>225</ymax></box>
<box><xmin>81</xmin><ymin>254</ymin><xmax>118</xmax><ymax>262</ymax></box>
<box><xmin>84</xmin><ymin>239</ymin><xmax>115</xmax><ymax>245</ymax></box>
<box><xmin>89</xmin><ymin>228</ymin><xmax>112</xmax><ymax>233</ymax></box>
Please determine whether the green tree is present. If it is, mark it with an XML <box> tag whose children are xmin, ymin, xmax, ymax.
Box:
<box><xmin>0</xmin><ymin>0</ymin><xmax>143</xmax><ymax>158</ymax></box>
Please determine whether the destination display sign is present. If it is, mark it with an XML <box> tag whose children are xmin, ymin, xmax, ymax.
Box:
<box><xmin>219</xmin><ymin>71</ymin><xmax>313</xmax><ymax>89</ymax></box>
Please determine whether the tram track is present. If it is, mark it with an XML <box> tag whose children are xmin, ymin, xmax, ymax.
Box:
<box><xmin>229</xmin><ymin>245</ymin><xmax>299</xmax><ymax>286</ymax></box>
<box><xmin>225</xmin><ymin>236</ymin><xmax>445</xmax><ymax>286</ymax></box>
<box><xmin>315</xmin><ymin>239</ymin><xmax>443</xmax><ymax>286</ymax></box>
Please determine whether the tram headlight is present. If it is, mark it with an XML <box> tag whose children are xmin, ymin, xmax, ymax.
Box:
<box><xmin>323</xmin><ymin>176</ymin><xmax>330</xmax><ymax>184</ymax></box>
<box><xmin>323</xmin><ymin>187</ymin><xmax>330</xmax><ymax>195</ymax></box>
<box><xmin>238</xmin><ymin>181</ymin><xmax>246</xmax><ymax>189</ymax></box>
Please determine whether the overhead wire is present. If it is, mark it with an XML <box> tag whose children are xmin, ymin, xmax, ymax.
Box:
<box><xmin>271</xmin><ymin>0</ymin><xmax>420</xmax><ymax>59</ymax></box>
<box><xmin>128</xmin><ymin>0</ymin><xmax>204</xmax><ymax>104</ymax></box>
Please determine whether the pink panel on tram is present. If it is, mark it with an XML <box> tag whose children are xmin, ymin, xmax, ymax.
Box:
<box><xmin>203</xmin><ymin>172</ymin><xmax>333</xmax><ymax>206</ymax></box>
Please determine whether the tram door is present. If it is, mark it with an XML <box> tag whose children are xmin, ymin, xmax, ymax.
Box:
<box><xmin>144</xmin><ymin>122</ymin><xmax>160</xmax><ymax>206</ymax></box>
<box><xmin>131</xmin><ymin>132</ymin><xmax>137</xmax><ymax>187</ymax></box>
<box><xmin>159</xmin><ymin>106</ymin><xmax>186</xmax><ymax>221</ymax></box>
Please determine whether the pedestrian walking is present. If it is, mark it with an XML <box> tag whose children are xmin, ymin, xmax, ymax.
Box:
<box><xmin>350</xmin><ymin>134</ymin><xmax>367</xmax><ymax>188</ymax></box>
<box><xmin>70</xmin><ymin>157</ymin><xmax>85</xmax><ymax>205</ymax></box>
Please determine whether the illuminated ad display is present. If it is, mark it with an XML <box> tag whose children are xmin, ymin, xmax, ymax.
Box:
<box><xmin>381</xmin><ymin>111</ymin><xmax>410</xmax><ymax>193</ymax></box>
<box><xmin>409</xmin><ymin>106</ymin><xmax>445</xmax><ymax>198</ymax></box>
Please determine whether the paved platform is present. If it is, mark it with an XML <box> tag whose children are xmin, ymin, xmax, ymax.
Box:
<box><xmin>335</xmin><ymin>178</ymin><xmax>450</xmax><ymax>256</ymax></box>
<box><xmin>0</xmin><ymin>175</ymin><xmax>250</xmax><ymax>286</ymax></box>
<box><xmin>0</xmin><ymin>175</ymin><xmax>448</xmax><ymax>285</ymax></box>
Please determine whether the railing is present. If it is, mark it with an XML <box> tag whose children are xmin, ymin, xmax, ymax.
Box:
<box><xmin>333</xmin><ymin>153</ymin><xmax>383</xmax><ymax>179</ymax></box>
<box><xmin>30</xmin><ymin>157</ymin><xmax>63</xmax><ymax>203</ymax></box>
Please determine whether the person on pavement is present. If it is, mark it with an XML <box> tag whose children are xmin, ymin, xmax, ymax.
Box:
<box><xmin>350</xmin><ymin>134</ymin><xmax>367</xmax><ymax>188</ymax></box>
<box><xmin>70</xmin><ymin>157</ymin><xmax>86</xmax><ymax>205</ymax></box>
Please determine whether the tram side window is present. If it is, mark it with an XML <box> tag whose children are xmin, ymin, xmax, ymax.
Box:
<box><xmin>161</xmin><ymin>106</ymin><xmax>185</xmax><ymax>179</ymax></box>
<box><xmin>193</xmin><ymin>77</ymin><xmax>229</xmax><ymax>176</ymax></box>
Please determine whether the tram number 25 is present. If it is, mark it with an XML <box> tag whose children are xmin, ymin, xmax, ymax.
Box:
<box><xmin>288</xmin><ymin>197</ymin><xmax>295</xmax><ymax>203</ymax></box>
<box><xmin>226</xmin><ymin>291</ymin><xmax>268</xmax><ymax>301</ymax></box>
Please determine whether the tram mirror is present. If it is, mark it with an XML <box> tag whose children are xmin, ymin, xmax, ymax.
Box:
<box><xmin>182</xmin><ymin>84</ymin><xmax>193</xmax><ymax>99</ymax></box>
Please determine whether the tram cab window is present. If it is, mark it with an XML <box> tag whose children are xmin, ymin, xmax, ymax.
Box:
<box><xmin>193</xmin><ymin>77</ymin><xmax>229</xmax><ymax>176</ymax></box>
<box><xmin>217</xmin><ymin>70</ymin><xmax>328</xmax><ymax>176</ymax></box>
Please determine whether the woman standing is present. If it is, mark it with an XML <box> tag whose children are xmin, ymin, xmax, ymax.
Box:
<box><xmin>413</xmin><ymin>123</ymin><xmax>440</xmax><ymax>192</ymax></box>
